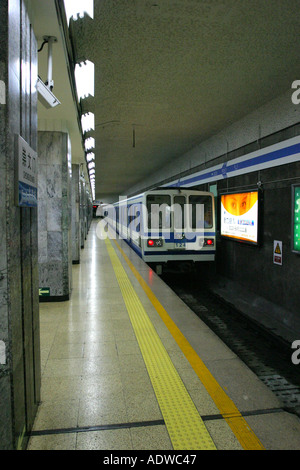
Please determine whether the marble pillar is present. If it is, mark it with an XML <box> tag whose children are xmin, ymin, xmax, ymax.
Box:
<box><xmin>86</xmin><ymin>189</ymin><xmax>93</xmax><ymax>232</ymax></box>
<box><xmin>80</xmin><ymin>175</ymin><xmax>86</xmax><ymax>248</ymax></box>
<box><xmin>82</xmin><ymin>185</ymin><xmax>93</xmax><ymax>241</ymax></box>
<box><xmin>0</xmin><ymin>0</ymin><xmax>40</xmax><ymax>450</ymax></box>
<box><xmin>38</xmin><ymin>131</ymin><xmax>72</xmax><ymax>300</ymax></box>
<box><xmin>71</xmin><ymin>164</ymin><xmax>80</xmax><ymax>263</ymax></box>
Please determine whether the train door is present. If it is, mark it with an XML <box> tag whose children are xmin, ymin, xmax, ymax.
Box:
<box><xmin>128</xmin><ymin>203</ymin><xmax>141</xmax><ymax>248</ymax></box>
<box><xmin>173</xmin><ymin>195</ymin><xmax>187</xmax><ymax>249</ymax></box>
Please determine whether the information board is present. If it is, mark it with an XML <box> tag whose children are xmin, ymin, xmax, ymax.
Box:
<box><xmin>15</xmin><ymin>135</ymin><xmax>38</xmax><ymax>207</ymax></box>
<box><xmin>292</xmin><ymin>185</ymin><xmax>300</xmax><ymax>253</ymax></box>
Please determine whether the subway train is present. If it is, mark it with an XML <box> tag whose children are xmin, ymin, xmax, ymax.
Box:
<box><xmin>105</xmin><ymin>188</ymin><xmax>216</xmax><ymax>272</ymax></box>
<box><xmin>95</xmin><ymin>203</ymin><xmax>108</xmax><ymax>218</ymax></box>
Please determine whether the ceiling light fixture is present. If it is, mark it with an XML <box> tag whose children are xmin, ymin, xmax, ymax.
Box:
<box><xmin>63</xmin><ymin>0</ymin><xmax>94</xmax><ymax>23</ymax></box>
<box><xmin>86</xmin><ymin>152</ymin><xmax>95</xmax><ymax>163</ymax></box>
<box><xmin>85</xmin><ymin>137</ymin><xmax>95</xmax><ymax>151</ymax></box>
<box><xmin>75</xmin><ymin>60</ymin><xmax>94</xmax><ymax>101</ymax></box>
<box><xmin>81</xmin><ymin>112</ymin><xmax>95</xmax><ymax>133</ymax></box>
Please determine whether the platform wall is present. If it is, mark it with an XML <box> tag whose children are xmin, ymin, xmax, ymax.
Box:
<box><xmin>0</xmin><ymin>0</ymin><xmax>40</xmax><ymax>450</ymax></box>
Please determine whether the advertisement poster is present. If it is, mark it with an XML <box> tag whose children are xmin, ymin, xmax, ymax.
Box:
<box><xmin>221</xmin><ymin>191</ymin><xmax>259</xmax><ymax>244</ymax></box>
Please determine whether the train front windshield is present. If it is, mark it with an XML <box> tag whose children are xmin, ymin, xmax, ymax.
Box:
<box><xmin>147</xmin><ymin>195</ymin><xmax>171</xmax><ymax>229</ymax></box>
<box><xmin>189</xmin><ymin>195</ymin><xmax>213</xmax><ymax>229</ymax></box>
<box><xmin>146</xmin><ymin>193</ymin><xmax>213</xmax><ymax>231</ymax></box>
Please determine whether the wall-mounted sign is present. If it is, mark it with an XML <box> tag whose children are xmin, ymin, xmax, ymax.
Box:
<box><xmin>273</xmin><ymin>240</ymin><xmax>282</xmax><ymax>265</ymax></box>
<box><xmin>221</xmin><ymin>191</ymin><xmax>259</xmax><ymax>244</ymax></box>
<box><xmin>292</xmin><ymin>185</ymin><xmax>300</xmax><ymax>254</ymax></box>
<box><xmin>39</xmin><ymin>287</ymin><xmax>50</xmax><ymax>296</ymax></box>
<box><xmin>15</xmin><ymin>135</ymin><xmax>37</xmax><ymax>207</ymax></box>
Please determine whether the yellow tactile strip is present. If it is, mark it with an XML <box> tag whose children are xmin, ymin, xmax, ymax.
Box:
<box><xmin>105</xmin><ymin>237</ymin><xmax>217</xmax><ymax>450</ymax></box>
<box><xmin>111</xmin><ymin>237</ymin><xmax>265</xmax><ymax>451</ymax></box>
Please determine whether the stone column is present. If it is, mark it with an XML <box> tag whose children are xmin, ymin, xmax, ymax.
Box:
<box><xmin>80</xmin><ymin>175</ymin><xmax>86</xmax><ymax>248</ymax></box>
<box><xmin>0</xmin><ymin>0</ymin><xmax>40</xmax><ymax>450</ymax></box>
<box><xmin>71</xmin><ymin>164</ymin><xmax>80</xmax><ymax>264</ymax></box>
<box><xmin>86</xmin><ymin>189</ymin><xmax>93</xmax><ymax>232</ymax></box>
<box><xmin>38</xmin><ymin>131</ymin><xmax>72</xmax><ymax>301</ymax></box>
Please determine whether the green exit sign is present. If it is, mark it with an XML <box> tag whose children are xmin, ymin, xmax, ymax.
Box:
<box><xmin>292</xmin><ymin>185</ymin><xmax>300</xmax><ymax>253</ymax></box>
<box><xmin>39</xmin><ymin>287</ymin><xmax>50</xmax><ymax>296</ymax></box>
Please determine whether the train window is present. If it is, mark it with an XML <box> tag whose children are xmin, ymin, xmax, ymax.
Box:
<box><xmin>147</xmin><ymin>195</ymin><xmax>171</xmax><ymax>230</ymax></box>
<box><xmin>189</xmin><ymin>195</ymin><xmax>213</xmax><ymax>229</ymax></box>
<box><xmin>120</xmin><ymin>205</ymin><xmax>127</xmax><ymax>226</ymax></box>
<box><xmin>173</xmin><ymin>196</ymin><xmax>186</xmax><ymax>230</ymax></box>
<box><xmin>128</xmin><ymin>204</ymin><xmax>140</xmax><ymax>233</ymax></box>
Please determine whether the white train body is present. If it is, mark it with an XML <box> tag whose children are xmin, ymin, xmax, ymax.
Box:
<box><xmin>107</xmin><ymin>188</ymin><xmax>216</xmax><ymax>264</ymax></box>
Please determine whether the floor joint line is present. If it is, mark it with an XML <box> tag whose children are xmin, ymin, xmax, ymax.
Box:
<box><xmin>29</xmin><ymin>408</ymin><xmax>284</xmax><ymax>437</ymax></box>
<box><xmin>29</xmin><ymin>419</ymin><xmax>166</xmax><ymax>437</ymax></box>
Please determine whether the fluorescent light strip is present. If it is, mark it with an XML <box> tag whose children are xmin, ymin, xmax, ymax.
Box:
<box><xmin>85</xmin><ymin>138</ymin><xmax>95</xmax><ymax>151</ymax></box>
<box><xmin>86</xmin><ymin>152</ymin><xmax>95</xmax><ymax>163</ymax></box>
<box><xmin>75</xmin><ymin>61</ymin><xmax>94</xmax><ymax>100</ymax></box>
<box><xmin>81</xmin><ymin>113</ymin><xmax>95</xmax><ymax>133</ymax></box>
<box><xmin>63</xmin><ymin>0</ymin><xmax>94</xmax><ymax>22</ymax></box>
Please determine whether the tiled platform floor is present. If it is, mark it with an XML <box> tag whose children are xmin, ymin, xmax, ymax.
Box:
<box><xmin>27</xmin><ymin>222</ymin><xmax>300</xmax><ymax>450</ymax></box>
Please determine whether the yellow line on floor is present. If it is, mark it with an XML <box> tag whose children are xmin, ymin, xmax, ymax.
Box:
<box><xmin>111</xmin><ymin>237</ymin><xmax>265</xmax><ymax>451</ymax></box>
<box><xmin>105</xmin><ymin>237</ymin><xmax>217</xmax><ymax>450</ymax></box>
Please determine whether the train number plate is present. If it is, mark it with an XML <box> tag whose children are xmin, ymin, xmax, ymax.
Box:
<box><xmin>174</xmin><ymin>242</ymin><xmax>186</xmax><ymax>249</ymax></box>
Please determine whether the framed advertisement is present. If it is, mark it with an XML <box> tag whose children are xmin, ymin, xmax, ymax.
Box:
<box><xmin>220</xmin><ymin>190</ymin><xmax>260</xmax><ymax>245</ymax></box>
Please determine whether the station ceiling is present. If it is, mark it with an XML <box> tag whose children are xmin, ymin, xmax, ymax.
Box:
<box><xmin>33</xmin><ymin>0</ymin><xmax>300</xmax><ymax>202</ymax></box>
<box><xmin>31</xmin><ymin>0</ymin><xmax>85</xmax><ymax>171</ymax></box>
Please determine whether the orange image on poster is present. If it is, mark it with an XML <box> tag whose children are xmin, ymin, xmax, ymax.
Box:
<box><xmin>222</xmin><ymin>192</ymin><xmax>258</xmax><ymax>216</ymax></box>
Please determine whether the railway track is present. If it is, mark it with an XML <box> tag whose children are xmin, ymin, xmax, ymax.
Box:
<box><xmin>162</xmin><ymin>272</ymin><xmax>300</xmax><ymax>418</ymax></box>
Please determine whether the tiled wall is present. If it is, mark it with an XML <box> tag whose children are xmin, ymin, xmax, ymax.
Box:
<box><xmin>0</xmin><ymin>0</ymin><xmax>40</xmax><ymax>450</ymax></box>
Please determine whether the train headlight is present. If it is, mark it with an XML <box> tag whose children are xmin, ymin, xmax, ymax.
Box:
<box><xmin>147</xmin><ymin>238</ymin><xmax>163</xmax><ymax>247</ymax></box>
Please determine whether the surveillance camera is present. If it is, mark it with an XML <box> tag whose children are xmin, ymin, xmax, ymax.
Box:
<box><xmin>37</xmin><ymin>77</ymin><xmax>61</xmax><ymax>109</ymax></box>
